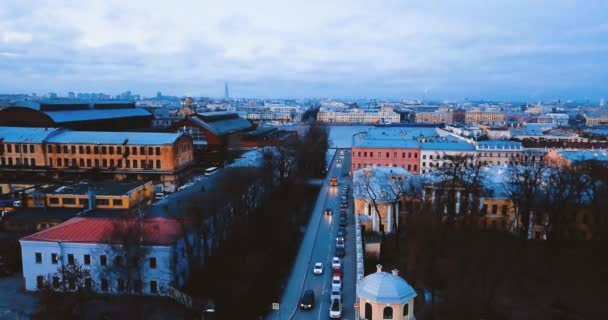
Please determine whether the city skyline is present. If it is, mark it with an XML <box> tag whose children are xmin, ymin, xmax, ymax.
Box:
<box><xmin>1</xmin><ymin>0</ymin><xmax>607</xmax><ymax>100</ymax></box>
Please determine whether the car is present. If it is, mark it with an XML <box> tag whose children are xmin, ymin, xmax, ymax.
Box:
<box><xmin>332</xmin><ymin>266</ymin><xmax>342</xmax><ymax>278</ymax></box>
<box><xmin>340</xmin><ymin>202</ymin><xmax>347</xmax><ymax>208</ymax></box>
<box><xmin>299</xmin><ymin>290</ymin><xmax>315</xmax><ymax>310</ymax></box>
<box><xmin>337</xmin><ymin>158</ymin><xmax>342</xmax><ymax>164</ymax></box>
<box><xmin>332</xmin><ymin>257</ymin><xmax>341</xmax><ymax>268</ymax></box>
<box><xmin>313</xmin><ymin>262</ymin><xmax>323</xmax><ymax>275</ymax></box>
<box><xmin>339</xmin><ymin>226</ymin><xmax>346</xmax><ymax>235</ymax></box>
<box><xmin>331</xmin><ymin>276</ymin><xmax>342</xmax><ymax>291</ymax></box>
<box><xmin>336</xmin><ymin>238</ymin><xmax>345</xmax><ymax>248</ymax></box>
<box><xmin>340</xmin><ymin>195</ymin><xmax>347</xmax><ymax>201</ymax></box>
<box><xmin>324</xmin><ymin>208</ymin><xmax>333</xmax><ymax>215</ymax></box>
<box><xmin>339</xmin><ymin>218</ymin><xmax>346</xmax><ymax>228</ymax></box>
<box><xmin>330</xmin><ymin>289</ymin><xmax>341</xmax><ymax>302</ymax></box>
<box><xmin>336</xmin><ymin>230</ymin><xmax>344</xmax><ymax>240</ymax></box>
<box><xmin>329</xmin><ymin>299</ymin><xmax>342</xmax><ymax>318</ymax></box>
<box><xmin>336</xmin><ymin>247</ymin><xmax>345</xmax><ymax>258</ymax></box>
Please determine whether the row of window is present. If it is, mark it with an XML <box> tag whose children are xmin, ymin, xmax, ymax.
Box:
<box><xmin>36</xmin><ymin>275</ymin><xmax>159</xmax><ymax>293</ymax></box>
<box><xmin>47</xmin><ymin>197</ymin><xmax>123</xmax><ymax>206</ymax></box>
<box><xmin>0</xmin><ymin>143</ymin><xmax>35</xmax><ymax>154</ymax></box>
<box><xmin>49</xmin><ymin>158</ymin><xmax>162</xmax><ymax>169</ymax></box>
<box><xmin>482</xmin><ymin>204</ymin><xmax>510</xmax><ymax>215</ymax></box>
<box><xmin>356</xmin><ymin>151</ymin><xmax>419</xmax><ymax>159</ymax></box>
<box><xmin>47</xmin><ymin>145</ymin><xmax>162</xmax><ymax>156</ymax></box>
<box><xmin>34</xmin><ymin>252</ymin><xmax>157</xmax><ymax>268</ymax></box>
<box><xmin>0</xmin><ymin>157</ymin><xmax>36</xmax><ymax>166</ymax></box>
<box><xmin>354</xmin><ymin>163</ymin><xmax>418</xmax><ymax>171</ymax></box>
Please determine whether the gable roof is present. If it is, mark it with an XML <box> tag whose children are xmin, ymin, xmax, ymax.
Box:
<box><xmin>188</xmin><ymin>112</ymin><xmax>253</xmax><ymax>136</ymax></box>
<box><xmin>21</xmin><ymin>217</ymin><xmax>188</xmax><ymax>246</ymax></box>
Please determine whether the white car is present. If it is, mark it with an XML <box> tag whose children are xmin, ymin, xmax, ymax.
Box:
<box><xmin>332</xmin><ymin>257</ymin><xmax>341</xmax><ymax>269</ymax></box>
<box><xmin>330</xmin><ymin>289</ymin><xmax>341</xmax><ymax>302</ymax></box>
<box><xmin>313</xmin><ymin>262</ymin><xmax>323</xmax><ymax>275</ymax></box>
<box><xmin>329</xmin><ymin>299</ymin><xmax>342</xmax><ymax>318</ymax></box>
<box><xmin>331</xmin><ymin>276</ymin><xmax>342</xmax><ymax>291</ymax></box>
<box><xmin>336</xmin><ymin>238</ymin><xmax>345</xmax><ymax>248</ymax></box>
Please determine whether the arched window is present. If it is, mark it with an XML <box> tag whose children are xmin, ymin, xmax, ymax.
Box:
<box><xmin>383</xmin><ymin>306</ymin><xmax>393</xmax><ymax>319</ymax></box>
<box><xmin>365</xmin><ymin>302</ymin><xmax>373</xmax><ymax>320</ymax></box>
<box><xmin>403</xmin><ymin>303</ymin><xmax>409</xmax><ymax>316</ymax></box>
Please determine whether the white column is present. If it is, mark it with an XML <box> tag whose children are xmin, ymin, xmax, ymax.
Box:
<box><xmin>371</xmin><ymin>205</ymin><xmax>377</xmax><ymax>232</ymax></box>
<box><xmin>455</xmin><ymin>191</ymin><xmax>461</xmax><ymax>215</ymax></box>
<box><xmin>387</xmin><ymin>204</ymin><xmax>393</xmax><ymax>233</ymax></box>
<box><xmin>395</xmin><ymin>202</ymin><xmax>400</xmax><ymax>227</ymax></box>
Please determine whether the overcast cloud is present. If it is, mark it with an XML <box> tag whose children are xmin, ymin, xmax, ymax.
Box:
<box><xmin>0</xmin><ymin>0</ymin><xmax>607</xmax><ymax>100</ymax></box>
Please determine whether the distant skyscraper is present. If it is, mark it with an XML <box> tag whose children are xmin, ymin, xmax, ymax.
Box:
<box><xmin>600</xmin><ymin>98</ymin><xmax>606</xmax><ymax>107</ymax></box>
<box><xmin>156</xmin><ymin>91</ymin><xmax>162</xmax><ymax>99</ymax></box>
<box><xmin>224</xmin><ymin>82</ymin><xmax>230</xmax><ymax>100</ymax></box>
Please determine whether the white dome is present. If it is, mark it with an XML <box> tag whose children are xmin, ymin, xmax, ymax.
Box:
<box><xmin>357</xmin><ymin>266</ymin><xmax>417</xmax><ymax>304</ymax></box>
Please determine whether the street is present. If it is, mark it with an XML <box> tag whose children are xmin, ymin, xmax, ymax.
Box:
<box><xmin>269</xmin><ymin>149</ymin><xmax>356</xmax><ymax>320</ymax></box>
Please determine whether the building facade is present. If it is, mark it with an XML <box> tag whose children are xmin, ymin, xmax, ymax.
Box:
<box><xmin>475</xmin><ymin>140</ymin><xmax>524</xmax><ymax>166</ymax></box>
<box><xmin>464</xmin><ymin>110</ymin><xmax>505</xmax><ymax>124</ymax></box>
<box><xmin>414</xmin><ymin>111</ymin><xmax>453</xmax><ymax>124</ymax></box>
<box><xmin>317</xmin><ymin>106</ymin><xmax>401</xmax><ymax>124</ymax></box>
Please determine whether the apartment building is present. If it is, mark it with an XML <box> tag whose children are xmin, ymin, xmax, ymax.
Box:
<box><xmin>0</xmin><ymin>127</ymin><xmax>193</xmax><ymax>192</ymax></box>
<box><xmin>414</xmin><ymin>111</ymin><xmax>453</xmax><ymax>124</ymax></box>
<box><xmin>464</xmin><ymin>110</ymin><xmax>505</xmax><ymax>124</ymax></box>
<box><xmin>317</xmin><ymin>106</ymin><xmax>401</xmax><ymax>124</ymax></box>
<box><xmin>20</xmin><ymin>217</ymin><xmax>199</xmax><ymax>295</ymax></box>
<box><xmin>351</xmin><ymin>131</ymin><xmax>421</xmax><ymax>174</ymax></box>
<box><xmin>475</xmin><ymin>140</ymin><xmax>524</xmax><ymax>166</ymax></box>
<box><xmin>419</xmin><ymin>138</ymin><xmax>476</xmax><ymax>174</ymax></box>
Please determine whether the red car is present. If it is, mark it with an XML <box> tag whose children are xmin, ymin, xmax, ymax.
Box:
<box><xmin>332</xmin><ymin>266</ymin><xmax>343</xmax><ymax>278</ymax></box>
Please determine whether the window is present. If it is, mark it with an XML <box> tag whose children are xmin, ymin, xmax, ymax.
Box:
<box><xmin>141</xmin><ymin>160</ymin><xmax>146</xmax><ymax>168</ymax></box>
<box><xmin>102</xmin><ymin>159</ymin><xmax>107</xmax><ymax>167</ymax></box>
<box><xmin>100</xmin><ymin>255</ymin><xmax>107</xmax><ymax>266</ymax></box>
<box><xmin>96</xmin><ymin>199</ymin><xmax>110</xmax><ymax>206</ymax></box>
<box><xmin>132</xmin><ymin>147</ymin><xmax>137</xmax><ymax>155</ymax></box>
<box><xmin>492</xmin><ymin>204</ymin><xmax>498</xmax><ymax>215</ymax></box>
<box><xmin>393</xmin><ymin>152</ymin><xmax>397</xmax><ymax>159</ymax></box>
<box><xmin>79</xmin><ymin>159</ymin><xmax>84</xmax><ymax>167</ymax></box>
<box><xmin>140</xmin><ymin>147</ymin><xmax>145</xmax><ymax>155</ymax></box>
<box><xmin>364</xmin><ymin>152</ymin><xmax>367</xmax><ymax>157</ymax></box>
<box><xmin>49</xmin><ymin>197</ymin><xmax>59</xmax><ymax>204</ymax></box>
<box><xmin>117</xmin><ymin>279</ymin><xmax>125</xmax><ymax>291</ymax></box>
<box><xmin>15</xmin><ymin>144</ymin><xmax>20</xmax><ymax>153</ymax></box>
<box><xmin>117</xmin><ymin>146</ymin><xmax>122</xmax><ymax>154</ymax></box>
<box><xmin>84</xmin><ymin>278</ymin><xmax>92</xmax><ymax>290</ymax></box>
<box><xmin>94</xmin><ymin>146</ymin><xmax>99</xmax><ymax>154</ymax></box>
<box><xmin>378</xmin><ymin>152</ymin><xmax>381</xmax><ymax>158</ymax></box>
<box><xmin>94</xmin><ymin>159</ymin><xmax>99</xmax><ymax>167</ymax></box>
<box><xmin>133</xmin><ymin>160</ymin><xmax>138</xmax><ymax>168</ymax></box>
<box><xmin>481</xmin><ymin>204</ymin><xmax>488</xmax><ymax>214</ymax></box>
<box><xmin>408</xmin><ymin>152</ymin><xmax>412</xmax><ymax>158</ymax></box>
<box><xmin>148</xmin><ymin>147</ymin><xmax>153</xmax><ymax>155</ymax></box>
<box><xmin>422</xmin><ymin>162</ymin><xmax>426</xmax><ymax>167</ymax></box>
<box><xmin>22</xmin><ymin>144</ymin><xmax>27</xmax><ymax>153</ymax></box>
<box><xmin>64</xmin><ymin>158</ymin><xmax>69</xmax><ymax>167</ymax></box>
<box><xmin>408</xmin><ymin>164</ymin><xmax>411</xmax><ymax>171</ymax></box>
<box><xmin>86</xmin><ymin>146</ymin><xmax>91</xmax><ymax>154</ymax></box>
<box><xmin>415</xmin><ymin>153</ymin><xmax>418</xmax><ymax>158</ymax></box>
<box><xmin>118</xmin><ymin>159</ymin><xmax>122</xmax><ymax>168</ymax></box>
<box><xmin>63</xmin><ymin>198</ymin><xmax>76</xmax><ymax>205</ymax></box>
<box><xmin>52</xmin><ymin>276</ymin><xmax>60</xmax><ymax>288</ymax></box>
<box><xmin>109</xmin><ymin>146</ymin><xmax>114</xmax><ymax>155</ymax></box>
<box><xmin>126</xmin><ymin>159</ymin><xmax>130</xmax><ymax>168</ymax></box>
<box><xmin>383</xmin><ymin>306</ymin><xmax>393</xmax><ymax>319</ymax></box>
<box><xmin>84</xmin><ymin>254</ymin><xmax>91</xmax><ymax>265</ymax></box>
<box><xmin>8</xmin><ymin>158</ymin><xmax>12</xmax><ymax>166</ymax></box>
<box><xmin>57</xmin><ymin>158</ymin><xmax>62</xmax><ymax>167</ymax></box>
<box><xmin>402</xmin><ymin>152</ymin><xmax>405</xmax><ymax>158</ymax></box>
<box><xmin>148</xmin><ymin>160</ymin><xmax>153</xmax><ymax>169</ymax></box>
<box><xmin>429</xmin><ymin>155</ymin><xmax>433</xmax><ymax>160</ymax></box>
<box><xmin>112</xmin><ymin>199</ymin><xmax>123</xmax><ymax>206</ymax></box>
<box><xmin>67</xmin><ymin>254</ymin><xmax>75</xmax><ymax>265</ymax></box>
<box><xmin>357</xmin><ymin>151</ymin><xmax>361</xmax><ymax>157</ymax></box>
<box><xmin>101</xmin><ymin>146</ymin><xmax>107</xmax><ymax>154</ymax></box>
<box><xmin>110</xmin><ymin>159</ymin><xmax>114</xmax><ymax>167</ymax></box>
<box><xmin>37</xmin><ymin>275</ymin><xmax>44</xmax><ymax>289</ymax></box>
<box><xmin>134</xmin><ymin>280</ymin><xmax>142</xmax><ymax>293</ymax></box>
<box><xmin>71</xmin><ymin>145</ymin><xmax>76</xmax><ymax>154</ymax></box>
<box><xmin>156</xmin><ymin>160</ymin><xmax>161</xmax><ymax>168</ymax></box>
<box><xmin>414</xmin><ymin>165</ymin><xmax>417</xmax><ymax>171</ymax></box>
<box><xmin>63</xmin><ymin>146</ymin><xmax>68</xmax><ymax>154</ymax></box>
<box><xmin>23</xmin><ymin>158</ymin><xmax>28</xmax><ymax>166</ymax></box>
<box><xmin>6</xmin><ymin>144</ymin><xmax>12</xmax><ymax>153</ymax></box>
<box><xmin>149</xmin><ymin>257</ymin><xmax>157</xmax><ymax>269</ymax></box>
<box><xmin>403</xmin><ymin>303</ymin><xmax>409</xmax><ymax>316</ymax></box>
<box><xmin>501</xmin><ymin>205</ymin><xmax>508</xmax><ymax>216</ymax></box>
<box><xmin>150</xmin><ymin>280</ymin><xmax>158</xmax><ymax>293</ymax></box>
<box><xmin>114</xmin><ymin>256</ymin><xmax>123</xmax><ymax>266</ymax></box>
<box><xmin>79</xmin><ymin>146</ymin><xmax>84</xmax><ymax>154</ymax></box>
<box><xmin>35</xmin><ymin>252</ymin><xmax>42</xmax><ymax>263</ymax></box>
<box><xmin>86</xmin><ymin>159</ymin><xmax>91</xmax><ymax>167</ymax></box>
<box><xmin>101</xmin><ymin>278</ymin><xmax>109</xmax><ymax>291</ymax></box>
<box><xmin>51</xmin><ymin>253</ymin><xmax>59</xmax><ymax>264</ymax></box>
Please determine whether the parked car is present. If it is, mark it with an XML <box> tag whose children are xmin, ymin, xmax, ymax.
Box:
<box><xmin>332</xmin><ymin>257</ymin><xmax>341</xmax><ymax>268</ymax></box>
<box><xmin>332</xmin><ymin>266</ymin><xmax>342</xmax><ymax>278</ymax></box>
<box><xmin>336</xmin><ymin>238</ymin><xmax>345</xmax><ymax>248</ymax></box>
<box><xmin>340</xmin><ymin>195</ymin><xmax>347</xmax><ymax>201</ymax></box>
<box><xmin>299</xmin><ymin>290</ymin><xmax>315</xmax><ymax>310</ymax></box>
<box><xmin>336</xmin><ymin>247</ymin><xmax>345</xmax><ymax>258</ymax></box>
<box><xmin>324</xmin><ymin>208</ymin><xmax>333</xmax><ymax>215</ymax></box>
<box><xmin>329</xmin><ymin>299</ymin><xmax>342</xmax><ymax>318</ymax></box>
<box><xmin>313</xmin><ymin>262</ymin><xmax>323</xmax><ymax>275</ymax></box>
<box><xmin>336</xmin><ymin>230</ymin><xmax>344</xmax><ymax>240</ymax></box>
<box><xmin>339</xmin><ymin>218</ymin><xmax>346</xmax><ymax>227</ymax></box>
<box><xmin>331</xmin><ymin>276</ymin><xmax>342</xmax><ymax>291</ymax></box>
<box><xmin>330</xmin><ymin>289</ymin><xmax>341</xmax><ymax>302</ymax></box>
<box><xmin>340</xmin><ymin>202</ymin><xmax>347</xmax><ymax>209</ymax></box>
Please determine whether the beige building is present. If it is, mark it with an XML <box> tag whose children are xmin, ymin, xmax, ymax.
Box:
<box><xmin>465</xmin><ymin>110</ymin><xmax>504</xmax><ymax>124</ymax></box>
<box><xmin>583</xmin><ymin>113</ymin><xmax>608</xmax><ymax>126</ymax></box>
<box><xmin>357</xmin><ymin>265</ymin><xmax>416</xmax><ymax>320</ymax></box>
<box><xmin>317</xmin><ymin>106</ymin><xmax>400</xmax><ymax>124</ymax></box>
<box><xmin>414</xmin><ymin>111</ymin><xmax>453</xmax><ymax>124</ymax></box>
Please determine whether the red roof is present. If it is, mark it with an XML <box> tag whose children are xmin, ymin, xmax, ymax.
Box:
<box><xmin>21</xmin><ymin>217</ymin><xmax>189</xmax><ymax>246</ymax></box>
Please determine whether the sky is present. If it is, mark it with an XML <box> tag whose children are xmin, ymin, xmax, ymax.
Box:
<box><xmin>0</xmin><ymin>0</ymin><xmax>607</xmax><ymax>101</ymax></box>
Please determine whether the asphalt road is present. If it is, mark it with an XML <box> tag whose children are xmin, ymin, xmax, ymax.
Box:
<box><xmin>269</xmin><ymin>149</ymin><xmax>356</xmax><ymax>320</ymax></box>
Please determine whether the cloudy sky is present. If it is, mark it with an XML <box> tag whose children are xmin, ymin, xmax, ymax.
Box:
<box><xmin>1</xmin><ymin>0</ymin><xmax>607</xmax><ymax>100</ymax></box>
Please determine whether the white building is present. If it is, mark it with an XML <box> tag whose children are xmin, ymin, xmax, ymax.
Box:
<box><xmin>420</xmin><ymin>138</ymin><xmax>476</xmax><ymax>174</ymax></box>
<box><xmin>317</xmin><ymin>106</ymin><xmax>401</xmax><ymax>124</ymax></box>
<box><xmin>20</xmin><ymin>217</ymin><xmax>199</xmax><ymax>295</ymax></box>
<box><xmin>357</xmin><ymin>265</ymin><xmax>417</xmax><ymax>320</ymax></box>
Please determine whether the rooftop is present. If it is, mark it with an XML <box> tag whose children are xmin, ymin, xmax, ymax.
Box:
<box><xmin>189</xmin><ymin>112</ymin><xmax>253</xmax><ymax>136</ymax></box>
<box><xmin>21</xmin><ymin>217</ymin><xmax>188</xmax><ymax>246</ymax></box>
<box><xmin>357</xmin><ymin>265</ymin><xmax>417</xmax><ymax>304</ymax></box>
<box><xmin>421</xmin><ymin>137</ymin><xmax>475</xmax><ymax>151</ymax></box>
<box><xmin>46</xmin><ymin>130</ymin><xmax>185</xmax><ymax>145</ymax></box>
<box><xmin>45</xmin><ymin>108</ymin><xmax>151</xmax><ymax>123</ymax></box>
<box><xmin>50</xmin><ymin>181</ymin><xmax>150</xmax><ymax>196</ymax></box>
<box><xmin>0</xmin><ymin>127</ymin><xmax>59</xmax><ymax>143</ymax></box>
<box><xmin>559</xmin><ymin>150</ymin><xmax>608</xmax><ymax>162</ymax></box>
<box><xmin>2</xmin><ymin>207</ymin><xmax>81</xmax><ymax>226</ymax></box>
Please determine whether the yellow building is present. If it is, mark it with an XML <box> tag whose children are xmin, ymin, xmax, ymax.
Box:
<box><xmin>414</xmin><ymin>111</ymin><xmax>453</xmax><ymax>124</ymax></box>
<box><xmin>464</xmin><ymin>110</ymin><xmax>504</xmax><ymax>124</ymax></box>
<box><xmin>583</xmin><ymin>113</ymin><xmax>608</xmax><ymax>126</ymax></box>
<box><xmin>317</xmin><ymin>106</ymin><xmax>401</xmax><ymax>124</ymax></box>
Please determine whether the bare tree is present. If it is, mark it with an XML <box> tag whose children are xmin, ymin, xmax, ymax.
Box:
<box><xmin>37</xmin><ymin>261</ymin><xmax>94</xmax><ymax>319</ymax></box>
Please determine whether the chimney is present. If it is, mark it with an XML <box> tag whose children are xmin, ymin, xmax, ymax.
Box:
<box><xmin>376</xmin><ymin>264</ymin><xmax>383</xmax><ymax>273</ymax></box>
<box><xmin>392</xmin><ymin>269</ymin><xmax>399</xmax><ymax>276</ymax></box>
